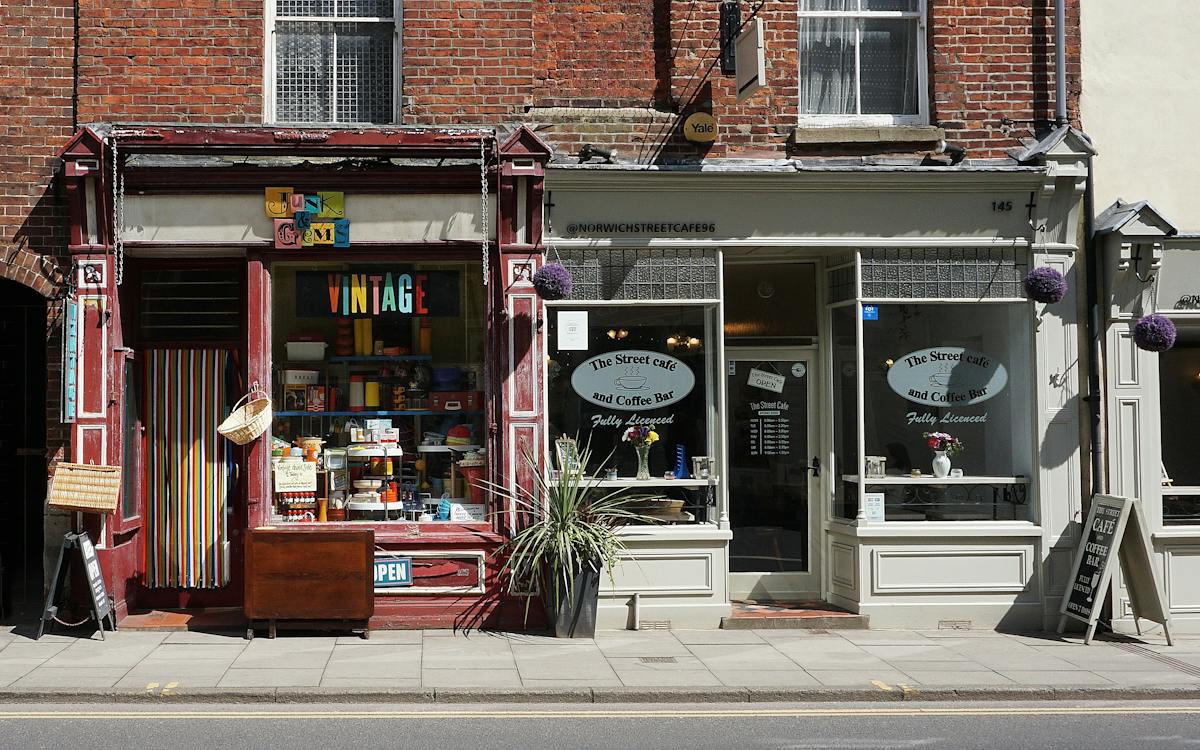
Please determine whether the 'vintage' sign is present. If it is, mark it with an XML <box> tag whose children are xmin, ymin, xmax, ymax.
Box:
<box><xmin>570</xmin><ymin>349</ymin><xmax>695</xmax><ymax>411</ymax></box>
<box><xmin>886</xmin><ymin>347</ymin><xmax>1008</xmax><ymax>407</ymax></box>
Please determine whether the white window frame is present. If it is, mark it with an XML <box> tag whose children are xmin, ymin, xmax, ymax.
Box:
<box><xmin>263</xmin><ymin>0</ymin><xmax>402</xmax><ymax>125</ymax></box>
<box><xmin>796</xmin><ymin>0</ymin><xmax>928</xmax><ymax>127</ymax></box>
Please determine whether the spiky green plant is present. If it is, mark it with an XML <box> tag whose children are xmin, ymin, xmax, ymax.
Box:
<box><xmin>485</xmin><ymin>441</ymin><xmax>657</xmax><ymax>624</ymax></box>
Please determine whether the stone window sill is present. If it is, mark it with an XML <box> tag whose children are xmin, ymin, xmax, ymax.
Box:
<box><xmin>789</xmin><ymin>126</ymin><xmax>946</xmax><ymax>146</ymax></box>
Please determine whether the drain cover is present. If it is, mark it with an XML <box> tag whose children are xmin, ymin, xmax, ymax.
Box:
<box><xmin>639</xmin><ymin>656</ymin><xmax>678</xmax><ymax>664</ymax></box>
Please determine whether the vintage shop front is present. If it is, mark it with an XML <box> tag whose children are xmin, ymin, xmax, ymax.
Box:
<box><xmin>543</xmin><ymin>131</ymin><xmax>1094</xmax><ymax>629</ymax></box>
<box><xmin>56</xmin><ymin>125</ymin><xmax>551</xmax><ymax>627</ymax></box>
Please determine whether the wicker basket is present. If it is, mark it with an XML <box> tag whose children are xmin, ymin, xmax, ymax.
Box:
<box><xmin>218</xmin><ymin>390</ymin><xmax>273</xmax><ymax>445</ymax></box>
<box><xmin>47</xmin><ymin>463</ymin><xmax>121</xmax><ymax>514</ymax></box>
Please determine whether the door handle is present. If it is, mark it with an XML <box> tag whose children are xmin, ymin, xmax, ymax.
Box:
<box><xmin>806</xmin><ymin>456</ymin><xmax>820</xmax><ymax>477</ymax></box>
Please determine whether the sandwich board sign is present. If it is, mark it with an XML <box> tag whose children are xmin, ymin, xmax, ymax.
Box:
<box><xmin>1058</xmin><ymin>495</ymin><xmax>1173</xmax><ymax>645</ymax></box>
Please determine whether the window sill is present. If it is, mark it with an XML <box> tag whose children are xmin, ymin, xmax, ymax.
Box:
<box><xmin>825</xmin><ymin>520</ymin><xmax>1042</xmax><ymax>538</ymax></box>
<box><xmin>789</xmin><ymin>125</ymin><xmax>945</xmax><ymax>147</ymax></box>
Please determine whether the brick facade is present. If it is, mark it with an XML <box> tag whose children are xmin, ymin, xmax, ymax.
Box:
<box><xmin>1</xmin><ymin>0</ymin><xmax>1082</xmax><ymax>472</ymax></box>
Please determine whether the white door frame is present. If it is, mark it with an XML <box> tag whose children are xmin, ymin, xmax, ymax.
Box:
<box><xmin>723</xmin><ymin>346</ymin><xmax>822</xmax><ymax>601</ymax></box>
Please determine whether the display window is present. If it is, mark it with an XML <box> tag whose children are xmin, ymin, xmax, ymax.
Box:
<box><xmin>268</xmin><ymin>261</ymin><xmax>488</xmax><ymax>524</ymax></box>
<box><xmin>837</xmin><ymin>301</ymin><xmax>1035</xmax><ymax>522</ymax></box>
<box><xmin>547</xmin><ymin>304</ymin><xmax>719</xmax><ymax>524</ymax></box>
<box><xmin>1159</xmin><ymin>325</ymin><xmax>1200</xmax><ymax>525</ymax></box>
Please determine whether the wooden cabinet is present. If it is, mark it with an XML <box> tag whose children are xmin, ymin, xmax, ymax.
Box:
<box><xmin>244</xmin><ymin>527</ymin><xmax>374</xmax><ymax>638</ymax></box>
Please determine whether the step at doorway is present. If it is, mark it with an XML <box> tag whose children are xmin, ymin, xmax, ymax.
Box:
<box><xmin>721</xmin><ymin>600</ymin><xmax>869</xmax><ymax>630</ymax></box>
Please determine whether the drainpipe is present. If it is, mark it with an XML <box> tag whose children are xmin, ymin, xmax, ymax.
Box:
<box><xmin>1055</xmin><ymin>0</ymin><xmax>1068</xmax><ymax>126</ymax></box>
<box><xmin>1084</xmin><ymin>158</ymin><xmax>1106</xmax><ymax>495</ymax></box>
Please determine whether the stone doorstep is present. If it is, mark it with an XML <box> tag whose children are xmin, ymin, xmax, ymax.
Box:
<box><xmin>723</xmin><ymin>601</ymin><xmax>869</xmax><ymax>630</ymax></box>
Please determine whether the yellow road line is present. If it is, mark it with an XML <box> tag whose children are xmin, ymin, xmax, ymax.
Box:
<box><xmin>0</xmin><ymin>706</ymin><xmax>1199</xmax><ymax>720</ymax></box>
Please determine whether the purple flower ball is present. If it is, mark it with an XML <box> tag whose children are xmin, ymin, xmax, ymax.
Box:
<box><xmin>1023</xmin><ymin>266</ymin><xmax>1068</xmax><ymax>304</ymax></box>
<box><xmin>1133</xmin><ymin>314</ymin><xmax>1177</xmax><ymax>352</ymax></box>
<box><xmin>532</xmin><ymin>262</ymin><xmax>573</xmax><ymax>300</ymax></box>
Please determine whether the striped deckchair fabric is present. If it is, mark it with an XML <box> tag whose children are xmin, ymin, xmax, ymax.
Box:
<box><xmin>144</xmin><ymin>349</ymin><xmax>232</xmax><ymax>589</ymax></box>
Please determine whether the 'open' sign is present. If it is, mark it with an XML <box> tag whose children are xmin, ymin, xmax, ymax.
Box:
<box><xmin>374</xmin><ymin>557</ymin><xmax>413</xmax><ymax>588</ymax></box>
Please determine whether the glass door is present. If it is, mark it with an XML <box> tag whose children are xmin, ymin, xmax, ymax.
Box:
<box><xmin>725</xmin><ymin>349</ymin><xmax>820</xmax><ymax>601</ymax></box>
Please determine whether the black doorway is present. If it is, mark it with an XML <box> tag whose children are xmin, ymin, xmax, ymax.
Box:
<box><xmin>0</xmin><ymin>282</ymin><xmax>47</xmax><ymax>617</ymax></box>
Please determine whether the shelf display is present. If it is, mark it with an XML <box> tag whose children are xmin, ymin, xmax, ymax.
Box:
<box><xmin>269</xmin><ymin>261</ymin><xmax>489</xmax><ymax>525</ymax></box>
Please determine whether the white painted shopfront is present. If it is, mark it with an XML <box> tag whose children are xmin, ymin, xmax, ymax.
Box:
<box><xmin>543</xmin><ymin>130</ymin><xmax>1093</xmax><ymax>630</ymax></box>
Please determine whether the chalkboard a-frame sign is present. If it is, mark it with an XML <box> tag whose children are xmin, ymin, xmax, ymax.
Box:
<box><xmin>36</xmin><ymin>531</ymin><xmax>117</xmax><ymax>640</ymax></box>
<box><xmin>1058</xmin><ymin>495</ymin><xmax>1173</xmax><ymax>645</ymax></box>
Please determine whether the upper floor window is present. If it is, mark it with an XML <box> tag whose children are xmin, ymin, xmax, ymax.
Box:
<box><xmin>267</xmin><ymin>0</ymin><xmax>398</xmax><ymax>124</ymax></box>
<box><xmin>798</xmin><ymin>0</ymin><xmax>926</xmax><ymax>124</ymax></box>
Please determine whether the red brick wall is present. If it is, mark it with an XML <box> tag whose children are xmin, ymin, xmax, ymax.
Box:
<box><xmin>526</xmin><ymin>0</ymin><xmax>1082</xmax><ymax>162</ymax></box>
<box><xmin>0</xmin><ymin>0</ymin><xmax>75</xmax><ymax>467</ymax></box>
<box><xmin>75</xmin><ymin>0</ymin><xmax>263</xmax><ymax>123</ymax></box>
<box><xmin>402</xmin><ymin>0</ymin><xmax>533</xmax><ymax>123</ymax></box>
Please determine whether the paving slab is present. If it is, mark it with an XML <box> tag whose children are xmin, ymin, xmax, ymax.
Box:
<box><xmin>994</xmin><ymin>669</ymin><xmax>1114</xmax><ymax>686</ymax></box>
<box><xmin>711</xmin><ymin>669</ymin><xmax>821</xmax><ymax>687</ymax></box>
<box><xmin>0</xmin><ymin>641</ymin><xmax>73</xmax><ymax>660</ymax></box>
<box><xmin>901</xmin><ymin>670</ymin><xmax>1014</xmax><ymax>687</ymax></box>
<box><xmin>43</xmin><ymin>641</ymin><xmax>161</xmax><ymax>669</ymax></box>
<box><xmin>511</xmin><ymin>644</ymin><xmax>619</xmax><ymax>681</ymax></box>
<box><xmin>319</xmin><ymin>677</ymin><xmax>423</xmax><ymax>688</ymax></box>
<box><xmin>145</xmin><ymin>643</ymin><xmax>247</xmax><ymax>660</ymax></box>
<box><xmin>422</xmin><ymin>644</ymin><xmax>514</xmax><ymax>671</ymax></box>
<box><xmin>1032</xmin><ymin>648</ymin><xmax>1164</xmax><ymax>671</ymax></box>
<box><xmin>806</xmin><ymin>670</ymin><xmax>916</xmax><ymax>688</ymax></box>
<box><xmin>613</xmin><ymin>668</ymin><xmax>723</xmax><ymax>687</ymax></box>
<box><xmin>336</xmin><ymin>630</ymin><xmax>422</xmax><ymax>645</ymax></box>
<box><xmin>672</xmin><ymin>630</ymin><xmax>765</xmax><ymax>645</ymax></box>
<box><xmin>0</xmin><ymin>659</ymin><xmax>53</xmax><ymax>687</ymax></box>
<box><xmin>231</xmin><ymin>640</ymin><xmax>334</xmax><ymax>670</ymax></box>
<box><xmin>323</xmin><ymin>644</ymin><xmax>421</xmax><ymax>679</ymax></box>
<box><xmin>882</xmin><ymin>659</ymin><xmax>995</xmax><ymax>673</ymax></box>
<box><xmin>1089</xmin><ymin>670</ymin><xmax>1200</xmax><ymax>685</ymax></box>
<box><xmin>605</xmin><ymin>655</ymin><xmax>709</xmax><ymax>672</ymax></box>
<box><xmin>421</xmin><ymin>669</ymin><xmax>523</xmax><ymax>688</ymax></box>
<box><xmin>115</xmin><ymin>670</ymin><xmax>225</xmax><ymax>690</ymax></box>
<box><xmin>162</xmin><ymin>631</ymin><xmax>246</xmax><ymax>645</ymax></box>
<box><xmin>217</xmin><ymin>668</ymin><xmax>324</xmax><ymax>688</ymax></box>
<box><xmin>686</xmin><ymin>643</ymin><xmax>812</xmax><ymax>672</ymax></box>
<box><xmin>859</xmin><ymin>644</ymin><xmax>973</xmax><ymax>662</ymax></box>
<box><xmin>836</xmin><ymin>630</ymin><xmax>934</xmax><ymax>645</ymax></box>
<box><xmin>592</xmin><ymin>633</ymin><xmax>693</xmax><ymax>657</ymax></box>
<box><xmin>12</xmin><ymin>667</ymin><xmax>128</xmax><ymax>688</ymax></box>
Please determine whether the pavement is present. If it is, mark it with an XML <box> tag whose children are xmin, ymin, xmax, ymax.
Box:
<box><xmin>2</xmin><ymin>624</ymin><xmax>1200</xmax><ymax>703</ymax></box>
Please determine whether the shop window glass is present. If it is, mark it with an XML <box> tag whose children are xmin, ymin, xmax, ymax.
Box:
<box><xmin>859</xmin><ymin>303</ymin><xmax>1033</xmax><ymax>521</ymax></box>
<box><xmin>1159</xmin><ymin>326</ymin><xmax>1200</xmax><ymax>525</ymax></box>
<box><xmin>547</xmin><ymin>305</ymin><xmax>717</xmax><ymax>523</ymax></box>
<box><xmin>269</xmin><ymin>262</ymin><xmax>487</xmax><ymax>525</ymax></box>
<box><xmin>724</xmin><ymin>262</ymin><xmax>819</xmax><ymax>344</ymax></box>
<box><xmin>831</xmin><ymin>305</ymin><xmax>858</xmax><ymax>520</ymax></box>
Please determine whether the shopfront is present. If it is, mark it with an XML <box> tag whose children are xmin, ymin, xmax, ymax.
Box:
<box><xmin>55</xmin><ymin>124</ymin><xmax>552</xmax><ymax>627</ymax></box>
<box><xmin>544</xmin><ymin>129</ymin><xmax>1093</xmax><ymax>630</ymax></box>
<box><xmin>1094</xmin><ymin>199</ymin><xmax>1200</xmax><ymax>632</ymax></box>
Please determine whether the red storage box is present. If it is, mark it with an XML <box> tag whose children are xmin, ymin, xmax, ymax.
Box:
<box><xmin>429</xmin><ymin>391</ymin><xmax>482</xmax><ymax>411</ymax></box>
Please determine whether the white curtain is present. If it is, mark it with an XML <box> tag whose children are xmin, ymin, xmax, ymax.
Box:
<box><xmin>799</xmin><ymin>1</ymin><xmax>856</xmax><ymax>116</ymax></box>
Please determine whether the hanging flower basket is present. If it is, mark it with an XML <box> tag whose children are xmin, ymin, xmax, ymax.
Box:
<box><xmin>1133</xmin><ymin>314</ymin><xmax>1177</xmax><ymax>352</ymax></box>
<box><xmin>532</xmin><ymin>262</ymin><xmax>573</xmax><ymax>300</ymax></box>
<box><xmin>1023</xmin><ymin>266</ymin><xmax>1068</xmax><ymax>304</ymax></box>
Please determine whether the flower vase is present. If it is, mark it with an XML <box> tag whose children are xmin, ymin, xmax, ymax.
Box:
<box><xmin>932</xmin><ymin>450</ymin><xmax>951</xmax><ymax>478</ymax></box>
<box><xmin>635</xmin><ymin>445</ymin><xmax>651</xmax><ymax>480</ymax></box>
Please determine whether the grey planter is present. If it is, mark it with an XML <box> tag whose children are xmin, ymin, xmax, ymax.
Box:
<box><xmin>545</xmin><ymin>566</ymin><xmax>600</xmax><ymax>638</ymax></box>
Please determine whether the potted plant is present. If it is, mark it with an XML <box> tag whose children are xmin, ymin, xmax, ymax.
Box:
<box><xmin>487</xmin><ymin>442</ymin><xmax>652</xmax><ymax>638</ymax></box>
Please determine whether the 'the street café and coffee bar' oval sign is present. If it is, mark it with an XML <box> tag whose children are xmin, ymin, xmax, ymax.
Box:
<box><xmin>571</xmin><ymin>350</ymin><xmax>696</xmax><ymax>411</ymax></box>
<box><xmin>886</xmin><ymin>347</ymin><xmax>1008</xmax><ymax>407</ymax></box>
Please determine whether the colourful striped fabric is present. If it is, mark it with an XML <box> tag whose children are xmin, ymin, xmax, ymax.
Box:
<box><xmin>145</xmin><ymin>349</ymin><xmax>231</xmax><ymax>589</ymax></box>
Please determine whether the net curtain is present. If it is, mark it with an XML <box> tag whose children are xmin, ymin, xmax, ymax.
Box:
<box><xmin>144</xmin><ymin>349</ymin><xmax>234</xmax><ymax>589</ymax></box>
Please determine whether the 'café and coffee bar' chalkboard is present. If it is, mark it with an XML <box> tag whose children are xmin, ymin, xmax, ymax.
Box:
<box><xmin>1058</xmin><ymin>495</ymin><xmax>1173</xmax><ymax>645</ymax></box>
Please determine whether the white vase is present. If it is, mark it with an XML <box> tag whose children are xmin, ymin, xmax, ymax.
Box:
<box><xmin>932</xmin><ymin>450</ymin><xmax>951</xmax><ymax>478</ymax></box>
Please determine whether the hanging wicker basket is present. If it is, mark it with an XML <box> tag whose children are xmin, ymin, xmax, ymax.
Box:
<box><xmin>218</xmin><ymin>389</ymin><xmax>272</xmax><ymax>445</ymax></box>
<box><xmin>47</xmin><ymin>463</ymin><xmax>121</xmax><ymax>515</ymax></box>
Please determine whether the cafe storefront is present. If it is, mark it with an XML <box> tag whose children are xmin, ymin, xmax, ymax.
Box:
<box><xmin>542</xmin><ymin>128</ymin><xmax>1095</xmax><ymax>630</ymax></box>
